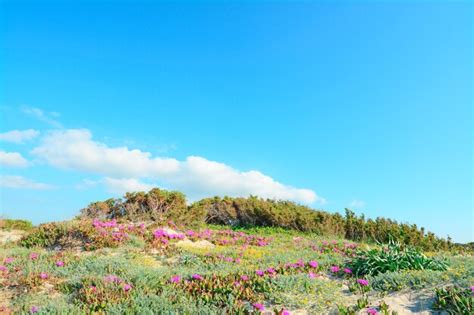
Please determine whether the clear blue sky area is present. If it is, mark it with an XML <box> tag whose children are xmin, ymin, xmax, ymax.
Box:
<box><xmin>0</xmin><ymin>1</ymin><xmax>472</xmax><ymax>242</ymax></box>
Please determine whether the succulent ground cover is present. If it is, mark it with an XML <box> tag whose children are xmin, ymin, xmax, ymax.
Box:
<box><xmin>0</xmin><ymin>219</ymin><xmax>473</xmax><ymax>314</ymax></box>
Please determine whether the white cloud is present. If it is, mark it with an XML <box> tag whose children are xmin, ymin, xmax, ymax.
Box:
<box><xmin>75</xmin><ymin>179</ymin><xmax>100</xmax><ymax>190</ymax></box>
<box><xmin>0</xmin><ymin>129</ymin><xmax>40</xmax><ymax>143</ymax></box>
<box><xmin>168</xmin><ymin>156</ymin><xmax>320</xmax><ymax>203</ymax></box>
<box><xmin>32</xmin><ymin>129</ymin><xmax>323</xmax><ymax>204</ymax></box>
<box><xmin>0</xmin><ymin>151</ymin><xmax>29</xmax><ymax>167</ymax></box>
<box><xmin>32</xmin><ymin>129</ymin><xmax>180</xmax><ymax>178</ymax></box>
<box><xmin>103</xmin><ymin>177</ymin><xmax>156</xmax><ymax>195</ymax></box>
<box><xmin>0</xmin><ymin>175</ymin><xmax>53</xmax><ymax>190</ymax></box>
<box><xmin>22</xmin><ymin>106</ymin><xmax>62</xmax><ymax>128</ymax></box>
<box><xmin>349</xmin><ymin>200</ymin><xmax>366</xmax><ymax>209</ymax></box>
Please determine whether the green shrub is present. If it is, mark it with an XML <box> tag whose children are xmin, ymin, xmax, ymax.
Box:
<box><xmin>0</xmin><ymin>219</ymin><xmax>33</xmax><ymax>231</ymax></box>
<box><xmin>190</xmin><ymin>196</ymin><xmax>346</xmax><ymax>235</ymax></box>
<box><xmin>191</xmin><ymin>198</ymin><xmax>452</xmax><ymax>251</ymax></box>
<box><xmin>80</xmin><ymin>188</ymin><xmax>205</xmax><ymax>225</ymax></box>
<box><xmin>348</xmin><ymin>241</ymin><xmax>448</xmax><ymax>277</ymax></box>
<box><xmin>434</xmin><ymin>285</ymin><xmax>473</xmax><ymax>314</ymax></box>
<box><xmin>79</xmin><ymin>189</ymin><xmax>455</xmax><ymax>252</ymax></box>
<box><xmin>19</xmin><ymin>221</ymin><xmax>93</xmax><ymax>249</ymax></box>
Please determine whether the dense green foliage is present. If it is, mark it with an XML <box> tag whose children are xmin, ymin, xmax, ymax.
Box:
<box><xmin>19</xmin><ymin>221</ymin><xmax>94</xmax><ymax>249</ymax></box>
<box><xmin>434</xmin><ymin>285</ymin><xmax>473</xmax><ymax>314</ymax></box>
<box><xmin>79</xmin><ymin>189</ymin><xmax>454</xmax><ymax>251</ymax></box>
<box><xmin>79</xmin><ymin>188</ymin><xmax>205</xmax><ymax>226</ymax></box>
<box><xmin>348</xmin><ymin>241</ymin><xmax>448</xmax><ymax>277</ymax></box>
<box><xmin>0</xmin><ymin>219</ymin><xmax>33</xmax><ymax>231</ymax></box>
<box><xmin>194</xmin><ymin>197</ymin><xmax>454</xmax><ymax>251</ymax></box>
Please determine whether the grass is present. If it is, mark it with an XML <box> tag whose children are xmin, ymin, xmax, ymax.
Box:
<box><xmin>0</xmin><ymin>220</ymin><xmax>473</xmax><ymax>314</ymax></box>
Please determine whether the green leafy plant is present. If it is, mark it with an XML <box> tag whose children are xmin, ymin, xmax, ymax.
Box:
<box><xmin>433</xmin><ymin>285</ymin><xmax>473</xmax><ymax>314</ymax></box>
<box><xmin>348</xmin><ymin>240</ymin><xmax>448</xmax><ymax>277</ymax></box>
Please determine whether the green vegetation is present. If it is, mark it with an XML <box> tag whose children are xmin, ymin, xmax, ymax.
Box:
<box><xmin>80</xmin><ymin>192</ymin><xmax>456</xmax><ymax>251</ymax></box>
<box><xmin>0</xmin><ymin>189</ymin><xmax>472</xmax><ymax>314</ymax></box>
<box><xmin>434</xmin><ymin>285</ymin><xmax>473</xmax><ymax>314</ymax></box>
<box><xmin>0</xmin><ymin>219</ymin><xmax>33</xmax><ymax>231</ymax></box>
<box><xmin>348</xmin><ymin>240</ymin><xmax>448</xmax><ymax>277</ymax></box>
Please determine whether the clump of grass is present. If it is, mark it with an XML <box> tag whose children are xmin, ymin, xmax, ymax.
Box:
<box><xmin>434</xmin><ymin>285</ymin><xmax>473</xmax><ymax>314</ymax></box>
<box><xmin>0</xmin><ymin>219</ymin><xmax>33</xmax><ymax>231</ymax></box>
<box><xmin>348</xmin><ymin>240</ymin><xmax>448</xmax><ymax>277</ymax></box>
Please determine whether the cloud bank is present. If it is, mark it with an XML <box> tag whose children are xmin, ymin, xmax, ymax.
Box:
<box><xmin>0</xmin><ymin>129</ymin><xmax>39</xmax><ymax>143</ymax></box>
<box><xmin>0</xmin><ymin>151</ymin><xmax>29</xmax><ymax>168</ymax></box>
<box><xmin>103</xmin><ymin>177</ymin><xmax>156</xmax><ymax>195</ymax></box>
<box><xmin>22</xmin><ymin>106</ymin><xmax>62</xmax><ymax>128</ymax></box>
<box><xmin>32</xmin><ymin>129</ymin><xmax>323</xmax><ymax>204</ymax></box>
<box><xmin>0</xmin><ymin>175</ymin><xmax>53</xmax><ymax>190</ymax></box>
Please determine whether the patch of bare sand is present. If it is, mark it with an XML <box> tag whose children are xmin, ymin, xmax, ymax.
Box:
<box><xmin>0</xmin><ymin>289</ymin><xmax>14</xmax><ymax>309</ymax></box>
<box><xmin>372</xmin><ymin>290</ymin><xmax>439</xmax><ymax>315</ymax></box>
<box><xmin>0</xmin><ymin>230</ymin><xmax>26</xmax><ymax>244</ymax></box>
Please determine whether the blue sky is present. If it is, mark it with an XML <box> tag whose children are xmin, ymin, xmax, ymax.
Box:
<box><xmin>0</xmin><ymin>1</ymin><xmax>472</xmax><ymax>242</ymax></box>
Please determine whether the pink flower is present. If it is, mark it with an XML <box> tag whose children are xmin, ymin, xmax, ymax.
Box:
<box><xmin>253</xmin><ymin>303</ymin><xmax>265</xmax><ymax>311</ymax></box>
<box><xmin>29</xmin><ymin>253</ymin><xmax>39</xmax><ymax>260</ymax></box>
<box><xmin>56</xmin><ymin>260</ymin><xmax>65</xmax><ymax>267</ymax></box>
<box><xmin>343</xmin><ymin>268</ymin><xmax>352</xmax><ymax>274</ymax></box>
<box><xmin>192</xmin><ymin>274</ymin><xmax>203</xmax><ymax>280</ymax></box>
<box><xmin>39</xmin><ymin>272</ymin><xmax>49</xmax><ymax>280</ymax></box>
<box><xmin>266</xmin><ymin>267</ymin><xmax>276</xmax><ymax>274</ymax></box>
<box><xmin>240</xmin><ymin>275</ymin><xmax>249</xmax><ymax>281</ymax></box>
<box><xmin>471</xmin><ymin>286</ymin><xmax>474</xmax><ymax>293</ymax></box>
<box><xmin>282</xmin><ymin>310</ymin><xmax>291</xmax><ymax>315</ymax></box>
<box><xmin>4</xmin><ymin>257</ymin><xmax>14</xmax><ymax>264</ymax></box>
<box><xmin>330</xmin><ymin>266</ymin><xmax>340</xmax><ymax>273</ymax></box>
<box><xmin>367</xmin><ymin>308</ymin><xmax>378</xmax><ymax>315</ymax></box>
<box><xmin>308</xmin><ymin>272</ymin><xmax>317</xmax><ymax>279</ymax></box>
<box><xmin>0</xmin><ymin>265</ymin><xmax>7</xmax><ymax>272</ymax></box>
<box><xmin>308</xmin><ymin>260</ymin><xmax>318</xmax><ymax>268</ymax></box>
<box><xmin>123</xmin><ymin>283</ymin><xmax>132</xmax><ymax>292</ymax></box>
<box><xmin>104</xmin><ymin>274</ymin><xmax>121</xmax><ymax>283</ymax></box>
<box><xmin>170</xmin><ymin>275</ymin><xmax>181</xmax><ymax>283</ymax></box>
<box><xmin>153</xmin><ymin>229</ymin><xmax>168</xmax><ymax>238</ymax></box>
<box><xmin>357</xmin><ymin>279</ymin><xmax>369</xmax><ymax>286</ymax></box>
<box><xmin>256</xmin><ymin>270</ymin><xmax>264</xmax><ymax>276</ymax></box>
<box><xmin>89</xmin><ymin>285</ymin><xmax>97</xmax><ymax>292</ymax></box>
<box><xmin>30</xmin><ymin>306</ymin><xmax>40</xmax><ymax>313</ymax></box>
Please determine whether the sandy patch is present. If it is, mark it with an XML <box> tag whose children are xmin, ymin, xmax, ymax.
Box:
<box><xmin>0</xmin><ymin>230</ymin><xmax>26</xmax><ymax>244</ymax></box>
<box><xmin>175</xmin><ymin>239</ymin><xmax>215</xmax><ymax>250</ymax></box>
<box><xmin>371</xmin><ymin>290</ymin><xmax>439</xmax><ymax>315</ymax></box>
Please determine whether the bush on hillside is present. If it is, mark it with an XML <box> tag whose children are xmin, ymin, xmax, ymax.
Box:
<box><xmin>347</xmin><ymin>240</ymin><xmax>448</xmax><ymax>277</ymax></box>
<box><xmin>191</xmin><ymin>197</ymin><xmax>451</xmax><ymax>251</ymax></box>
<box><xmin>80</xmin><ymin>188</ymin><xmax>205</xmax><ymax>225</ymax></box>
<box><xmin>0</xmin><ymin>219</ymin><xmax>33</xmax><ymax>231</ymax></box>
<box><xmin>189</xmin><ymin>196</ymin><xmax>345</xmax><ymax>235</ymax></box>
<box><xmin>78</xmin><ymin>189</ymin><xmax>453</xmax><ymax>251</ymax></box>
<box><xmin>19</xmin><ymin>221</ymin><xmax>94</xmax><ymax>249</ymax></box>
